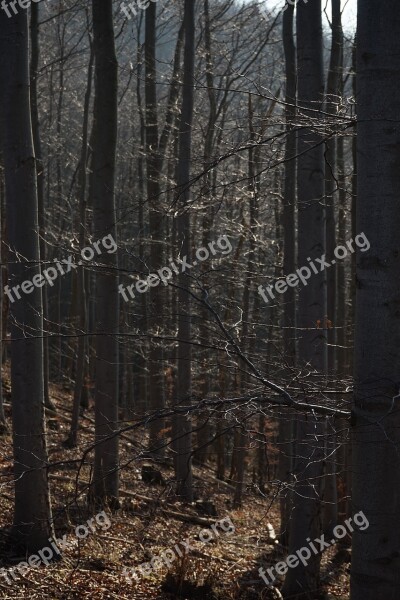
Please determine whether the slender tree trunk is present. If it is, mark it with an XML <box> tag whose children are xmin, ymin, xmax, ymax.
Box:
<box><xmin>91</xmin><ymin>0</ymin><xmax>120</xmax><ymax>505</ymax></box>
<box><xmin>325</xmin><ymin>0</ymin><xmax>343</xmax><ymax>375</ymax></box>
<box><xmin>145</xmin><ymin>1</ymin><xmax>165</xmax><ymax>457</ymax></box>
<box><xmin>0</xmin><ymin>184</ymin><xmax>7</xmax><ymax>369</ymax></box>
<box><xmin>336</xmin><ymin>121</ymin><xmax>350</xmax><ymax>528</ymax></box>
<box><xmin>215</xmin><ymin>352</ymin><xmax>226</xmax><ymax>480</ymax></box>
<box><xmin>278</xmin><ymin>1</ymin><xmax>296</xmax><ymax>547</ymax></box>
<box><xmin>0</xmin><ymin>9</ymin><xmax>54</xmax><ymax>551</ymax></box>
<box><xmin>233</xmin><ymin>94</ymin><xmax>259</xmax><ymax>508</ymax></box>
<box><xmin>67</xmin><ymin>33</ymin><xmax>94</xmax><ymax>448</ymax></box>
<box><xmin>336</xmin><ymin>128</ymin><xmax>346</xmax><ymax>373</ymax></box>
<box><xmin>282</xmin><ymin>0</ymin><xmax>326</xmax><ymax>596</ymax></box>
<box><xmin>194</xmin><ymin>0</ymin><xmax>216</xmax><ymax>466</ymax></box>
<box><xmin>322</xmin><ymin>0</ymin><xmax>343</xmax><ymax>538</ymax></box>
<box><xmin>136</xmin><ymin>19</ymin><xmax>149</xmax><ymax>417</ymax></box>
<box><xmin>56</xmin><ymin>19</ymin><xmax>65</xmax><ymax>378</ymax></box>
<box><xmin>348</xmin><ymin>38</ymin><xmax>357</xmax><ymax>373</ymax></box>
<box><xmin>30</xmin><ymin>2</ymin><xmax>54</xmax><ymax>411</ymax></box>
<box><xmin>232</xmin><ymin>422</ymin><xmax>247</xmax><ymax>507</ymax></box>
<box><xmin>175</xmin><ymin>0</ymin><xmax>195</xmax><ymax>501</ymax></box>
<box><xmin>351</xmin><ymin>2</ymin><xmax>400</xmax><ymax>598</ymax></box>
<box><xmin>0</xmin><ymin>170</ymin><xmax>5</xmax><ymax>432</ymax></box>
<box><xmin>345</xmin><ymin>38</ymin><xmax>357</xmax><ymax>524</ymax></box>
<box><xmin>282</xmin><ymin>0</ymin><xmax>296</xmax><ymax>368</ymax></box>
<box><xmin>216</xmin><ymin>235</ymin><xmax>244</xmax><ymax>480</ymax></box>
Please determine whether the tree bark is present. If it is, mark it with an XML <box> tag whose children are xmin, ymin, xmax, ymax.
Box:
<box><xmin>30</xmin><ymin>2</ymin><xmax>54</xmax><ymax>412</ymax></box>
<box><xmin>351</xmin><ymin>1</ymin><xmax>400</xmax><ymax>598</ymax></box>
<box><xmin>322</xmin><ymin>0</ymin><xmax>343</xmax><ymax>538</ymax></box>
<box><xmin>282</xmin><ymin>0</ymin><xmax>326</xmax><ymax>596</ymax></box>
<box><xmin>0</xmin><ymin>9</ymin><xmax>54</xmax><ymax>551</ymax></box>
<box><xmin>145</xmin><ymin>1</ymin><xmax>165</xmax><ymax>456</ymax></box>
<box><xmin>91</xmin><ymin>0</ymin><xmax>120</xmax><ymax>505</ymax></box>
<box><xmin>67</xmin><ymin>28</ymin><xmax>94</xmax><ymax>448</ymax></box>
<box><xmin>175</xmin><ymin>0</ymin><xmax>195</xmax><ymax>501</ymax></box>
<box><xmin>0</xmin><ymin>163</ymin><xmax>5</xmax><ymax>432</ymax></box>
<box><xmin>278</xmin><ymin>1</ymin><xmax>296</xmax><ymax>547</ymax></box>
<box><xmin>324</xmin><ymin>0</ymin><xmax>343</xmax><ymax>374</ymax></box>
<box><xmin>194</xmin><ymin>0</ymin><xmax>216</xmax><ymax>467</ymax></box>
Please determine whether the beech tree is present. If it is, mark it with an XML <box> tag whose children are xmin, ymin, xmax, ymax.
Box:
<box><xmin>351</xmin><ymin>1</ymin><xmax>400</xmax><ymax>598</ymax></box>
<box><xmin>91</xmin><ymin>0</ymin><xmax>120</xmax><ymax>504</ymax></box>
<box><xmin>278</xmin><ymin>0</ymin><xmax>296</xmax><ymax>547</ymax></box>
<box><xmin>0</xmin><ymin>9</ymin><xmax>54</xmax><ymax>551</ymax></box>
<box><xmin>175</xmin><ymin>0</ymin><xmax>195</xmax><ymax>501</ymax></box>
<box><xmin>145</xmin><ymin>0</ymin><xmax>165</xmax><ymax>456</ymax></box>
<box><xmin>282</xmin><ymin>0</ymin><xmax>326</xmax><ymax>596</ymax></box>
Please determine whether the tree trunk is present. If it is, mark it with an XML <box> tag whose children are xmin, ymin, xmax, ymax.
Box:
<box><xmin>233</xmin><ymin>93</ymin><xmax>259</xmax><ymax>508</ymax></box>
<box><xmin>325</xmin><ymin>0</ymin><xmax>343</xmax><ymax>374</ymax></box>
<box><xmin>91</xmin><ymin>0</ymin><xmax>119</xmax><ymax>505</ymax></box>
<box><xmin>278</xmin><ymin>0</ymin><xmax>296</xmax><ymax>547</ymax></box>
<box><xmin>0</xmin><ymin>167</ymin><xmax>5</xmax><ymax>432</ymax></box>
<box><xmin>351</xmin><ymin>2</ymin><xmax>400</xmax><ymax>598</ymax></box>
<box><xmin>282</xmin><ymin>0</ymin><xmax>326</xmax><ymax>596</ymax></box>
<box><xmin>0</xmin><ymin>10</ymin><xmax>54</xmax><ymax>551</ymax></box>
<box><xmin>175</xmin><ymin>0</ymin><xmax>195</xmax><ymax>501</ymax></box>
<box><xmin>135</xmin><ymin>21</ymin><xmax>149</xmax><ymax>417</ymax></box>
<box><xmin>67</xmin><ymin>31</ymin><xmax>94</xmax><ymax>448</ymax></box>
<box><xmin>322</xmin><ymin>0</ymin><xmax>343</xmax><ymax>538</ymax></box>
<box><xmin>145</xmin><ymin>1</ymin><xmax>166</xmax><ymax>457</ymax></box>
<box><xmin>30</xmin><ymin>2</ymin><xmax>54</xmax><ymax>412</ymax></box>
<box><xmin>347</xmin><ymin>38</ymin><xmax>357</xmax><ymax>374</ymax></box>
<box><xmin>336</xmin><ymin>132</ymin><xmax>346</xmax><ymax>374</ymax></box>
<box><xmin>194</xmin><ymin>0</ymin><xmax>216</xmax><ymax>467</ymax></box>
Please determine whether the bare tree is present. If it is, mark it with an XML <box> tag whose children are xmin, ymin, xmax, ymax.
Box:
<box><xmin>29</xmin><ymin>2</ymin><xmax>55</xmax><ymax>412</ymax></box>
<box><xmin>351</xmin><ymin>1</ymin><xmax>400</xmax><ymax>598</ymax></box>
<box><xmin>282</xmin><ymin>0</ymin><xmax>326</xmax><ymax>596</ymax></box>
<box><xmin>67</xmin><ymin>17</ymin><xmax>94</xmax><ymax>448</ymax></box>
<box><xmin>91</xmin><ymin>0</ymin><xmax>120</xmax><ymax>504</ymax></box>
<box><xmin>0</xmin><ymin>161</ymin><xmax>5</xmax><ymax>433</ymax></box>
<box><xmin>278</xmin><ymin>0</ymin><xmax>296</xmax><ymax>547</ymax></box>
<box><xmin>145</xmin><ymin>0</ymin><xmax>165</xmax><ymax>456</ymax></box>
<box><xmin>0</xmin><ymin>9</ymin><xmax>54</xmax><ymax>551</ymax></box>
<box><xmin>175</xmin><ymin>0</ymin><xmax>195</xmax><ymax>502</ymax></box>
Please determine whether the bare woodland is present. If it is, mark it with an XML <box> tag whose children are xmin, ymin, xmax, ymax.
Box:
<box><xmin>0</xmin><ymin>0</ymin><xmax>399</xmax><ymax>599</ymax></box>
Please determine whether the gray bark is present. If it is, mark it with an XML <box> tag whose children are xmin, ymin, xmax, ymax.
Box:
<box><xmin>145</xmin><ymin>1</ymin><xmax>165</xmax><ymax>456</ymax></box>
<box><xmin>195</xmin><ymin>0</ymin><xmax>215</xmax><ymax>466</ymax></box>
<box><xmin>322</xmin><ymin>0</ymin><xmax>343</xmax><ymax>538</ymax></box>
<box><xmin>0</xmin><ymin>10</ymin><xmax>54</xmax><ymax>551</ymax></box>
<box><xmin>175</xmin><ymin>0</ymin><xmax>195</xmax><ymax>501</ymax></box>
<box><xmin>278</xmin><ymin>1</ymin><xmax>296</xmax><ymax>547</ymax></box>
<box><xmin>282</xmin><ymin>0</ymin><xmax>326</xmax><ymax>596</ymax></box>
<box><xmin>325</xmin><ymin>0</ymin><xmax>343</xmax><ymax>374</ymax></box>
<box><xmin>351</xmin><ymin>1</ymin><xmax>400</xmax><ymax>598</ymax></box>
<box><xmin>67</xmin><ymin>32</ymin><xmax>94</xmax><ymax>448</ymax></box>
<box><xmin>135</xmin><ymin>17</ymin><xmax>148</xmax><ymax>416</ymax></box>
<box><xmin>30</xmin><ymin>2</ymin><xmax>54</xmax><ymax>412</ymax></box>
<box><xmin>91</xmin><ymin>0</ymin><xmax>120</xmax><ymax>504</ymax></box>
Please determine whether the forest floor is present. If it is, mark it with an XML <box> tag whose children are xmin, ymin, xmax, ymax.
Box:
<box><xmin>0</xmin><ymin>369</ymin><xmax>350</xmax><ymax>599</ymax></box>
